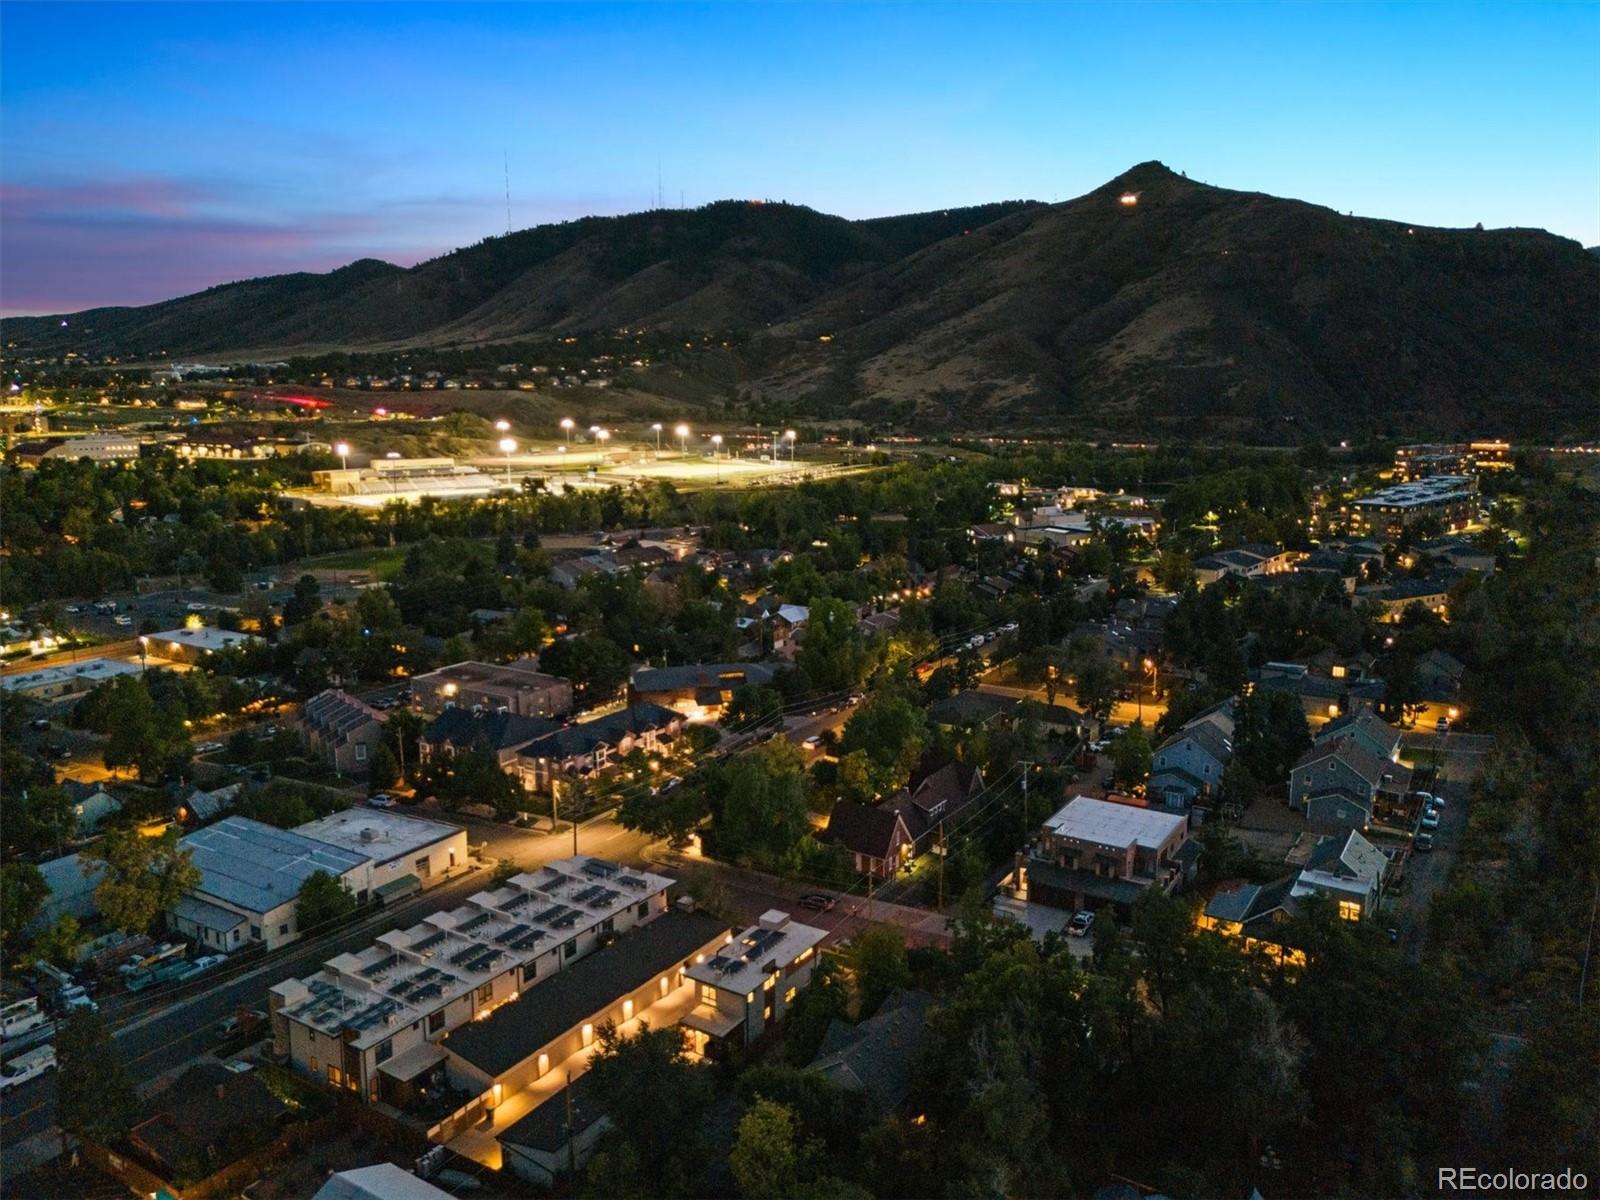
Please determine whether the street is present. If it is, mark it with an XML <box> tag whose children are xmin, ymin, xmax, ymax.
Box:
<box><xmin>1391</xmin><ymin>732</ymin><xmax>1485</xmax><ymax>962</ymax></box>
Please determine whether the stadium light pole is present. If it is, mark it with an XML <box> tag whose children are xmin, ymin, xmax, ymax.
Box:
<box><xmin>785</xmin><ymin>429</ymin><xmax>796</xmax><ymax>462</ymax></box>
<box><xmin>560</xmin><ymin>417</ymin><xmax>574</xmax><ymax>447</ymax></box>
<box><xmin>651</xmin><ymin>422</ymin><xmax>662</xmax><ymax>458</ymax></box>
<box><xmin>596</xmin><ymin>428</ymin><xmax>610</xmax><ymax>463</ymax></box>
<box><xmin>334</xmin><ymin>441</ymin><xmax>350</xmax><ymax>470</ymax></box>
<box><xmin>494</xmin><ymin>418</ymin><xmax>510</xmax><ymax>434</ymax></box>
<box><xmin>711</xmin><ymin>434</ymin><xmax>723</xmax><ymax>482</ymax></box>
<box><xmin>675</xmin><ymin>423</ymin><xmax>690</xmax><ymax>457</ymax></box>
<box><xmin>499</xmin><ymin>437</ymin><xmax>516</xmax><ymax>486</ymax></box>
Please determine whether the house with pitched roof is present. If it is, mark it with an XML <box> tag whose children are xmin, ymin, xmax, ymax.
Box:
<box><xmin>884</xmin><ymin>763</ymin><xmax>985</xmax><ymax>853</ymax></box>
<box><xmin>1291</xmin><ymin>830</ymin><xmax>1389</xmax><ymax>920</ymax></box>
<box><xmin>511</xmin><ymin>703</ymin><xmax>682</xmax><ymax>794</ymax></box>
<box><xmin>1149</xmin><ymin>714</ymin><xmax>1233</xmax><ymax>812</ymax></box>
<box><xmin>1313</xmin><ymin>712</ymin><xmax>1402</xmax><ymax>765</ymax></box>
<box><xmin>418</xmin><ymin>708</ymin><xmax>561</xmax><ymax>769</ymax></box>
<box><xmin>1198</xmin><ymin>876</ymin><xmax>1306</xmax><ymax>966</ymax></box>
<box><xmin>825</xmin><ymin>802</ymin><xmax>914</xmax><ymax>880</ymax></box>
<box><xmin>807</xmin><ymin>989</ymin><xmax>933</xmax><ymax>1114</ymax></box>
<box><xmin>1288</xmin><ymin>736</ymin><xmax>1411</xmax><ymax>830</ymax></box>
<box><xmin>298</xmin><ymin>689</ymin><xmax>388</xmax><ymax>775</ymax></box>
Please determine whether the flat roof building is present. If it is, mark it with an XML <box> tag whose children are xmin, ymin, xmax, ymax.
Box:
<box><xmin>1350</xmin><ymin>475</ymin><xmax>1478</xmax><ymax>538</ymax></box>
<box><xmin>682</xmin><ymin>909</ymin><xmax>826</xmax><ymax>1056</ymax></box>
<box><xmin>269</xmin><ymin>857</ymin><xmax>673</xmax><ymax>1109</ymax></box>
<box><xmin>412</xmin><ymin>660</ymin><xmax>574</xmax><ymax>719</ymax></box>
<box><xmin>177</xmin><ymin>817</ymin><xmax>370</xmax><ymax>952</ymax></box>
<box><xmin>143</xmin><ymin>626</ymin><xmax>261</xmax><ymax>664</ymax></box>
<box><xmin>294</xmin><ymin>809</ymin><xmax>467</xmax><ymax>897</ymax></box>
<box><xmin>1</xmin><ymin>657</ymin><xmax>142</xmax><ymax>702</ymax></box>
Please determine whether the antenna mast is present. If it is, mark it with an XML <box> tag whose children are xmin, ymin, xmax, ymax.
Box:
<box><xmin>503</xmin><ymin>150</ymin><xmax>512</xmax><ymax>235</ymax></box>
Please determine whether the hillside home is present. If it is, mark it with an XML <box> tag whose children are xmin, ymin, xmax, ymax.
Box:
<box><xmin>1288</xmin><ymin>737</ymin><xmax>1411</xmax><ymax>831</ymax></box>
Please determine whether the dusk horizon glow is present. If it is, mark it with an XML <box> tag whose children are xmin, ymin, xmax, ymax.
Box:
<box><xmin>3</xmin><ymin>0</ymin><xmax>1597</xmax><ymax>316</ymax></box>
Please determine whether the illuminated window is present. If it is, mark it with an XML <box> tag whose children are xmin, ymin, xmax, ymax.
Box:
<box><xmin>784</xmin><ymin>987</ymin><xmax>797</xmax><ymax>1004</ymax></box>
<box><xmin>700</xmin><ymin>984</ymin><xmax>718</xmax><ymax>1006</ymax></box>
<box><xmin>328</xmin><ymin>1065</ymin><xmax>341</xmax><ymax>1086</ymax></box>
<box><xmin>763</xmin><ymin>975</ymin><xmax>776</xmax><ymax>991</ymax></box>
<box><xmin>1338</xmin><ymin>900</ymin><xmax>1362</xmax><ymax>922</ymax></box>
<box><xmin>582</xmin><ymin>1023</ymin><xmax>594</xmax><ymax>1046</ymax></box>
<box><xmin>791</xmin><ymin>947</ymin><xmax>815</xmax><ymax>968</ymax></box>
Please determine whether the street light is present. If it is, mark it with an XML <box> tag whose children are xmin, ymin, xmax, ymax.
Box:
<box><xmin>595</xmin><ymin>428</ymin><xmax>610</xmax><ymax>462</ymax></box>
<box><xmin>494</xmin><ymin>418</ymin><xmax>510</xmax><ymax>434</ymax></box>
<box><xmin>498</xmin><ymin>436</ymin><xmax>516</xmax><ymax>486</ymax></box>
<box><xmin>651</xmin><ymin>422</ymin><xmax>662</xmax><ymax>457</ymax></box>
<box><xmin>710</xmin><ymin>434</ymin><xmax>723</xmax><ymax>482</ymax></box>
<box><xmin>334</xmin><ymin>441</ymin><xmax>350</xmax><ymax>470</ymax></box>
<box><xmin>560</xmin><ymin>417</ymin><xmax>574</xmax><ymax>446</ymax></box>
<box><xmin>784</xmin><ymin>429</ymin><xmax>796</xmax><ymax>462</ymax></box>
<box><xmin>675</xmin><ymin>423</ymin><xmax>690</xmax><ymax>456</ymax></box>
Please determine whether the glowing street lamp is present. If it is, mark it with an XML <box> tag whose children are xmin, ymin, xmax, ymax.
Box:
<box><xmin>595</xmin><ymin>428</ymin><xmax>610</xmax><ymax>462</ymax></box>
<box><xmin>675</xmin><ymin>423</ymin><xmax>690</xmax><ymax>456</ymax></box>
<box><xmin>494</xmin><ymin>418</ymin><xmax>510</xmax><ymax>434</ymax></box>
<box><xmin>498</xmin><ymin>436</ymin><xmax>517</xmax><ymax>485</ymax></box>
<box><xmin>710</xmin><ymin>433</ymin><xmax>723</xmax><ymax>458</ymax></box>
<box><xmin>560</xmin><ymin>417</ymin><xmax>574</xmax><ymax>447</ymax></box>
<box><xmin>784</xmin><ymin>429</ymin><xmax>796</xmax><ymax>462</ymax></box>
<box><xmin>651</xmin><ymin>422</ymin><xmax>663</xmax><ymax>457</ymax></box>
<box><xmin>334</xmin><ymin>441</ymin><xmax>350</xmax><ymax>470</ymax></box>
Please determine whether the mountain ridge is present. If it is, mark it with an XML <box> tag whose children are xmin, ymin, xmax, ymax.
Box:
<box><xmin>6</xmin><ymin>163</ymin><xmax>1596</xmax><ymax>438</ymax></box>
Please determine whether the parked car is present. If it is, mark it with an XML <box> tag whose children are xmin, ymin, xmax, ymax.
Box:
<box><xmin>1419</xmin><ymin>810</ymin><xmax>1441</xmax><ymax>831</ymax></box>
<box><xmin>0</xmin><ymin>1045</ymin><xmax>56</xmax><ymax>1092</ymax></box>
<box><xmin>29</xmin><ymin>718</ymin><xmax>50</xmax><ymax>730</ymax></box>
<box><xmin>367</xmin><ymin>794</ymin><xmax>397</xmax><ymax>809</ymax></box>
<box><xmin>196</xmin><ymin>741</ymin><xmax>224</xmax><ymax>754</ymax></box>
<box><xmin>798</xmin><ymin>894</ymin><xmax>836</xmax><ymax>912</ymax></box>
<box><xmin>1424</xmin><ymin>794</ymin><xmax>1446</xmax><ymax>810</ymax></box>
<box><xmin>1068</xmin><ymin>910</ymin><xmax>1096</xmax><ymax>937</ymax></box>
<box><xmin>222</xmin><ymin>1059</ymin><xmax>254</xmax><ymax>1073</ymax></box>
<box><xmin>1089</xmin><ymin>739</ymin><xmax>1110</xmax><ymax>753</ymax></box>
<box><xmin>1435</xmin><ymin>716</ymin><xmax>1451</xmax><ymax>732</ymax></box>
<box><xmin>801</xmin><ymin>735</ymin><xmax>822</xmax><ymax>751</ymax></box>
<box><xmin>1409</xmin><ymin>791</ymin><xmax>1435</xmax><ymax>806</ymax></box>
<box><xmin>113</xmin><ymin>615</ymin><xmax>133</xmax><ymax>627</ymax></box>
<box><xmin>1415</xmin><ymin>832</ymin><xmax>1435</xmax><ymax>852</ymax></box>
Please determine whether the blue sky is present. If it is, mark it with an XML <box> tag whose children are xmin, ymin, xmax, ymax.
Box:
<box><xmin>3</xmin><ymin>1</ymin><xmax>1596</xmax><ymax>313</ymax></box>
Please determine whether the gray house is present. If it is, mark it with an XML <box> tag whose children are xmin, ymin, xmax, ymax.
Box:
<box><xmin>1289</xmin><ymin>736</ymin><xmax>1411</xmax><ymax>830</ymax></box>
<box><xmin>1149</xmin><ymin>721</ymin><xmax>1233</xmax><ymax>811</ymax></box>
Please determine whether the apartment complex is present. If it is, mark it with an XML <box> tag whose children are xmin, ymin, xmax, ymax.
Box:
<box><xmin>411</xmin><ymin>659</ymin><xmax>574</xmax><ymax>719</ymax></box>
<box><xmin>681</xmin><ymin>910</ymin><xmax>826</xmax><ymax>1054</ymax></box>
<box><xmin>268</xmin><ymin>858</ymin><xmax>673</xmax><ymax>1106</ymax></box>
<box><xmin>1349</xmin><ymin>475</ymin><xmax>1478</xmax><ymax>539</ymax></box>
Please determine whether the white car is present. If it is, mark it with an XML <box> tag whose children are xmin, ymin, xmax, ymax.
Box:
<box><xmin>1068</xmin><ymin>910</ymin><xmax>1096</xmax><ymax>937</ymax></box>
<box><xmin>0</xmin><ymin>1045</ymin><xmax>56</xmax><ymax>1092</ymax></box>
<box><xmin>113</xmin><ymin>615</ymin><xmax>133</xmax><ymax>627</ymax></box>
<box><xmin>801</xmin><ymin>735</ymin><xmax>822</xmax><ymax>751</ymax></box>
<box><xmin>367</xmin><ymin>794</ymin><xmax>397</xmax><ymax>809</ymax></box>
<box><xmin>196</xmin><ymin>741</ymin><xmax>224</xmax><ymax>754</ymax></box>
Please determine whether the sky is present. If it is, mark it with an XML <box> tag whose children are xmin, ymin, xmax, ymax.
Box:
<box><xmin>2</xmin><ymin>1</ymin><xmax>1597</xmax><ymax>315</ymax></box>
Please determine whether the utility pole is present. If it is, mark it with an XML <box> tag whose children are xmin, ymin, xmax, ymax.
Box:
<box><xmin>936</xmin><ymin>820</ymin><xmax>946</xmax><ymax>912</ymax></box>
<box><xmin>865</xmin><ymin>869</ymin><xmax>874</xmax><ymax>923</ymax></box>
<box><xmin>1018</xmin><ymin>760</ymin><xmax>1034</xmax><ymax>842</ymax></box>
<box><xmin>551</xmin><ymin>775</ymin><xmax>560</xmax><ymax>836</ymax></box>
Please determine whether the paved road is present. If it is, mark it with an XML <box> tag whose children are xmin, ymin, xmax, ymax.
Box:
<box><xmin>0</xmin><ymin>810</ymin><xmax>652</xmax><ymax>1154</ymax></box>
<box><xmin>1392</xmin><ymin>735</ymin><xmax>1484</xmax><ymax>962</ymax></box>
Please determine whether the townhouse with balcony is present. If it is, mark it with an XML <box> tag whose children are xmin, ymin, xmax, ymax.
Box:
<box><xmin>511</xmin><ymin>703</ymin><xmax>683</xmax><ymax>795</ymax></box>
<box><xmin>681</xmin><ymin>910</ymin><xmax>827</xmax><ymax>1055</ymax></box>
<box><xmin>267</xmin><ymin>858</ymin><xmax>672</xmax><ymax>1107</ymax></box>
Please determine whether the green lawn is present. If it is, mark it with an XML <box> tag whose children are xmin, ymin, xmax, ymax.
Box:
<box><xmin>299</xmin><ymin>546</ymin><xmax>409</xmax><ymax>580</ymax></box>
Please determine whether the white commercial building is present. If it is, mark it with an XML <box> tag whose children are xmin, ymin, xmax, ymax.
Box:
<box><xmin>1</xmin><ymin>657</ymin><xmax>142</xmax><ymax>702</ymax></box>
<box><xmin>143</xmin><ymin>626</ymin><xmax>261</xmax><ymax>664</ymax></box>
<box><xmin>294</xmin><ymin>809</ymin><xmax>467</xmax><ymax>901</ymax></box>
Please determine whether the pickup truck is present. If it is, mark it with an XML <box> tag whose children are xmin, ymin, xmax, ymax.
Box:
<box><xmin>0</xmin><ymin>1045</ymin><xmax>57</xmax><ymax>1092</ymax></box>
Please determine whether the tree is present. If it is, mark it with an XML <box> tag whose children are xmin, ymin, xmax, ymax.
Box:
<box><xmin>586</xmin><ymin>1023</ymin><xmax>713</xmax><ymax>1197</ymax></box>
<box><xmin>367</xmin><ymin>742</ymin><xmax>400</xmax><ymax>789</ymax></box>
<box><xmin>1111</xmin><ymin>723</ymin><xmax>1153</xmax><ymax>790</ymax></box>
<box><xmin>730</xmin><ymin>1098</ymin><xmax>805</xmax><ymax>1199</ymax></box>
<box><xmin>0</xmin><ymin>862</ymin><xmax>48</xmax><ymax>957</ymax></box>
<box><xmin>780</xmin><ymin>955</ymin><xmax>850</xmax><ymax>1066</ymax></box>
<box><xmin>836</xmin><ymin>690</ymin><xmax>927</xmax><ymax>800</ymax></box>
<box><xmin>1153</xmin><ymin>547</ymin><xmax>1195</xmax><ymax>593</ymax></box>
<box><xmin>1065</xmin><ymin>639</ymin><xmax>1119</xmax><ymax>722</ymax></box>
<box><xmin>33</xmin><ymin>915</ymin><xmax>88</xmax><ymax>968</ymax></box>
<box><xmin>283</xmin><ymin>573</ymin><xmax>322</xmax><ymax>624</ymax></box>
<box><xmin>714</xmin><ymin>740</ymin><xmax>813</xmax><ymax>865</ymax></box>
<box><xmin>797</xmin><ymin>597</ymin><xmax>870</xmax><ymax>692</ymax></box>
<box><xmin>849</xmin><ymin>925</ymin><xmax>911</xmax><ymax>1015</ymax></box>
<box><xmin>539</xmin><ymin>632</ymin><xmax>630</xmax><ymax>703</ymax></box>
<box><xmin>87</xmin><ymin>828</ymin><xmax>201</xmax><ymax>934</ymax></box>
<box><xmin>55</xmin><ymin>1009</ymin><xmax>138</xmax><ymax>1142</ymax></box>
<box><xmin>723</xmin><ymin>684</ymin><xmax>784</xmax><ymax>732</ymax></box>
<box><xmin>297</xmin><ymin>869</ymin><xmax>357</xmax><ymax>931</ymax></box>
